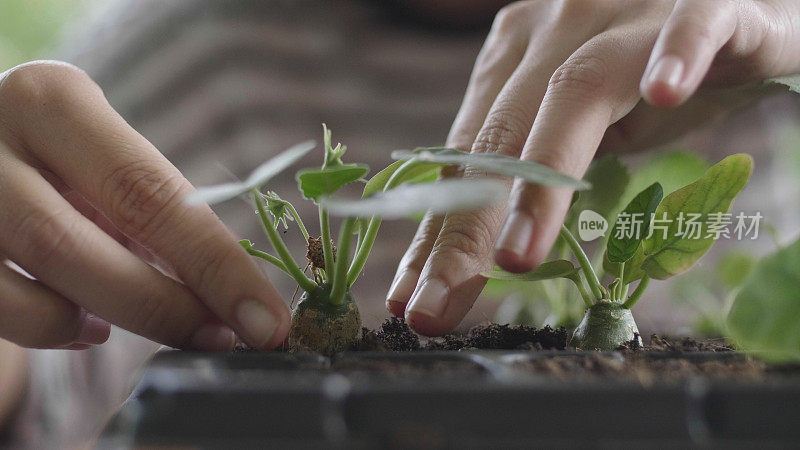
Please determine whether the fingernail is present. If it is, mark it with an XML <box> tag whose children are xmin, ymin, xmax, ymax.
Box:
<box><xmin>189</xmin><ymin>324</ymin><xmax>236</xmax><ymax>352</ymax></box>
<box><xmin>76</xmin><ymin>312</ymin><xmax>111</xmax><ymax>345</ymax></box>
<box><xmin>495</xmin><ymin>212</ymin><xmax>534</xmax><ymax>260</ymax></box>
<box><xmin>235</xmin><ymin>300</ymin><xmax>278</xmax><ymax>349</ymax></box>
<box><xmin>386</xmin><ymin>268</ymin><xmax>419</xmax><ymax>305</ymax></box>
<box><xmin>407</xmin><ymin>278</ymin><xmax>449</xmax><ymax>319</ymax></box>
<box><xmin>646</xmin><ymin>55</ymin><xmax>684</xmax><ymax>89</ymax></box>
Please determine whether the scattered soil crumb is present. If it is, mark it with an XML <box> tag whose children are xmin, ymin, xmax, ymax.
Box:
<box><xmin>616</xmin><ymin>333</ymin><xmax>641</xmax><ymax>351</ymax></box>
<box><xmin>380</xmin><ymin>317</ymin><xmax>421</xmax><ymax>351</ymax></box>
<box><xmin>425</xmin><ymin>323</ymin><xmax>568</xmax><ymax>351</ymax></box>
<box><xmin>356</xmin><ymin>320</ymin><xmax>567</xmax><ymax>352</ymax></box>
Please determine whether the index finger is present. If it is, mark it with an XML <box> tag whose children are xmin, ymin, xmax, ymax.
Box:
<box><xmin>2</xmin><ymin>62</ymin><xmax>290</xmax><ymax>349</ymax></box>
<box><xmin>495</xmin><ymin>30</ymin><xmax>654</xmax><ymax>272</ymax></box>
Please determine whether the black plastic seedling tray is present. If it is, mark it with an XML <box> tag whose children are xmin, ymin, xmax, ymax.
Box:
<box><xmin>103</xmin><ymin>350</ymin><xmax>800</xmax><ymax>447</ymax></box>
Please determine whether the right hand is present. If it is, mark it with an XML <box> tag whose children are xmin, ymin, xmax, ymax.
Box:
<box><xmin>0</xmin><ymin>61</ymin><xmax>290</xmax><ymax>351</ymax></box>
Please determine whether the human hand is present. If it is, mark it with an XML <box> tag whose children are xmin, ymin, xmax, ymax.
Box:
<box><xmin>0</xmin><ymin>61</ymin><xmax>290</xmax><ymax>351</ymax></box>
<box><xmin>388</xmin><ymin>0</ymin><xmax>800</xmax><ymax>335</ymax></box>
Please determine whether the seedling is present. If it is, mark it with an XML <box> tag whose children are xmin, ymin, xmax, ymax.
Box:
<box><xmin>485</xmin><ymin>154</ymin><xmax>753</xmax><ymax>350</ymax></box>
<box><xmin>485</xmin><ymin>151</ymin><xmax>710</xmax><ymax>329</ymax></box>
<box><xmin>188</xmin><ymin>126</ymin><xmax>587</xmax><ymax>354</ymax></box>
<box><xmin>727</xmin><ymin>236</ymin><xmax>800</xmax><ymax>362</ymax></box>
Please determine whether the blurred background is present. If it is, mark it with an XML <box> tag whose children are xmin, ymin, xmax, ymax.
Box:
<box><xmin>3</xmin><ymin>0</ymin><xmax>800</xmax><ymax>447</ymax></box>
<box><xmin>0</xmin><ymin>0</ymin><xmax>97</xmax><ymax>68</ymax></box>
<box><xmin>2</xmin><ymin>0</ymin><xmax>799</xmax><ymax>337</ymax></box>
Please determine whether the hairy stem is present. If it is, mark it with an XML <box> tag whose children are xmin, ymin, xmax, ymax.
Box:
<box><xmin>330</xmin><ymin>218</ymin><xmax>356</xmax><ymax>305</ymax></box>
<box><xmin>253</xmin><ymin>190</ymin><xmax>317</xmax><ymax>293</ymax></box>
<box><xmin>319</xmin><ymin>207</ymin><xmax>335</xmax><ymax>280</ymax></box>
<box><xmin>559</xmin><ymin>225</ymin><xmax>604</xmax><ymax>300</ymax></box>
<box><xmin>622</xmin><ymin>276</ymin><xmax>650</xmax><ymax>309</ymax></box>
<box><xmin>287</xmin><ymin>203</ymin><xmax>309</xmax><ymax>241</ymax></box>
<box><xmin>241</xmin><ymin>245</ymin><xmax>289</xmax><ymax>274</ymax></box>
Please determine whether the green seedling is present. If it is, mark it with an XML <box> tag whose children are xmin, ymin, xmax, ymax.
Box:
<box><xmin>485</xmin><ymin>154</ymin><xmax>753</xmax><ymax>350</ymax></box>
<box><xmin>188</xmin><ymin>126</ymin><xmax>587</xmax><ymax>354</ymax></box>
<box><xmin>486</xmin><ymin>151</ymin><xmax>710</xmax><ymax>329</ymax></box>
<box><xmin>727</xmin><ymin>236</ymin><xmax>800</xmax><ymax>362</ymax></box>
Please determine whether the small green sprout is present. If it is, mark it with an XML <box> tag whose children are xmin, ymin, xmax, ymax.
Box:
<box><xmin>189</xmin><ymin>125</ymin><xmax>588</xmax><ymax>354</ymax></box>
<box><xmin>485</xmin><ymin>154</ymin><xmax>753</xmax><ymax>350</ymax></box>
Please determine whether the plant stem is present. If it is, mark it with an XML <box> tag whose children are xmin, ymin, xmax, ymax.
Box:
<box><xmin>347</xmin><ymin>218</ymin><xmax>380</xmax><ymax>286</ymax></box>
<box><xmin>559</xmin><ymin>224</ymin><xmax>604</xmax><ymax>300</ymax></box>
<box><xmin>616</xmin><ymin>262</ymin><xmax>625</xmax><ymax>300</ymax></box>
<box><xmin>242</xmin><ymin>246</ymin><xmax>289</xmax><ymax>274</ymax></box>
<box><xmin>567</xmin><ymin>273</ymin><xmax>594</xmax><ymax>308</ymax></box>
<box><xmin>253</xmin><ymin>190</ymin><xmax>317</xmax><ymax>293</ymax></box>
<box><xmin>330</xmin><ymin>217</ymin><xmax>356</xmax><ymax>305</ymax></box>
<box><xmin>622</xmin><ymin>276</ymin><xmax>650</xmax><ymax>309</ymax></box>
<box><xmin>287</xmin><ymin>203</ymin><xmax>309</xmax><ymax>241</ymax></box>
<box><xmin>346</xmin><ymin>159</ymin><xmax>426</xmax><ymax>286</ymax></box>
<box><xmin>319</xmin><ymin>207</ymin><xmax>334</xmax><ymax>279</ymax></box>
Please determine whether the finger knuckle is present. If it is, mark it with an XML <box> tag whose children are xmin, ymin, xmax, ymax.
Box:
<box><xmin>553</xmin><ymin>0</ymin><xmax>605</xmax><ymax>21</ymax></box>
<box><xmin>472</xmin><ymin>103</ymin><xmax>531</xmax><ymax>156</ymax></box>
<box><xmin>0</xmin><ymin>61</ymin><xmax>97</xmax><ymax>112</ymax></box>
<box><xmin>12</xmin><ymin>207</ymin><xmax>81</xmax><ymax>270</ymax></box>
<box><xmin>104</xmin><ymin>159</ymin><xmax>187</xmax><ymax>242</ymax></box>
<box><xmin>435</xmin><ymin>211</ymin><xmax>500</xmax><ymax>262</ymax></box>
<box><xmin>492</xmin><ymin>1</ymin><xmax>534</xmax><ymax>35</ymax></box>
<box><xmin>548</xmin><ymin>54</ymin><xmax>609</xmax><ymax>100</ymax></box>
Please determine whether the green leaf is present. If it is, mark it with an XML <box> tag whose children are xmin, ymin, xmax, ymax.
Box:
<box><xmin>717</xmin><ymin>249</ymin><xmax>757</xmax><ymax>290</ymax></box>
<box><xmin>641</xmin><ymin>154</ymin><xmax>753</xmax><ymax>280</ymax></box>
<box><xmin>625</xmin><ymin>151</ymin><xmax>709</xmax><ymax>200</ymax></box>
<box><xmin>727</xmin><ymin>237</ymin><xmax>800</xmax><ymax>362</ymax></box>
<box><xmin>296</xmin><ymin>163</ymin><xmax>370</xmax><ymax>201</ymax></box>
<box><xmin>321</xmin><ymin>179</ymin><xmax>506</xmax><ymax>219</ymax></box>
<box><xmin>482</xmin><ymin>260</ymin><xmax>578</xmax><ymax>281</ymax></box>
<box><xmin>186</xmin><ymin>140</ymin><xmax>315</xmax><ymax>205</ymax></box>
<box><xmin>391</xmin><ymin>148</ymin><xmax>590</xmax><ymax>190</ymax></box>
<box><xmin>362</xmin><ymin>160</ymin><xmax>442</xmax><ymax>198</ymax></box>
<box><xmin>606</xmin><ymin>183</ymin><xmax>663</xmax><ymax>263</ymax></box>
<box><xmin>604</xmin><ymin>243</ymin><xmax>647</xmax><ymax>284</ymax></box>
<box><xmin>567</xmin><ymin>155</ymin><xmax>630</xmax><ymax>225</ymax></box>
<box><xmin>768</xmin><ymin>75</ymin><xmax>800</xmax><ymax>94</ymax></box>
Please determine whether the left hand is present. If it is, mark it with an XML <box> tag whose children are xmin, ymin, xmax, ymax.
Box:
<box><xmin>387</xmin><ymin>0</ymin><xmax>800</xmax><ymax>336</ymax></box>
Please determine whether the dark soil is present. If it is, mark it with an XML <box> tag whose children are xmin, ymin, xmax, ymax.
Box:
<box><xmin>354</xmin><ymin>318</ymin><xmax>732</xmax><ymax>353</ymax></box>
<box><xmin>224</xmin><ymin>319</ymin><xmax>798</xmax><ymax>384</ymax></box>
<box><xmin>512</xmin><ymin>353</ymin><xmax>770</xmax><ymax>386</ymax></box>
<box><xmin>356</xmin><ymin>318</ymin><xmax>569</xmax><ymax>352</ymax></box>
<box><xmin>237</xmin><ymin>317</ymin><xmax>737</xmax><ymax>354</ymax></box>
